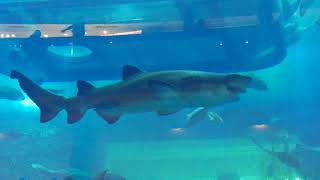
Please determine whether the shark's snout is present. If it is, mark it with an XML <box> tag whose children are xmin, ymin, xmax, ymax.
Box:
<box><xmin>248</xmin><ymin>78</ymin><xmax>268</xmax><ymax>91</ymax></box>
<box><xmin>225</xmin><ymin>74</ymin><xmax>251</xmax><ymax>94</ymax></box>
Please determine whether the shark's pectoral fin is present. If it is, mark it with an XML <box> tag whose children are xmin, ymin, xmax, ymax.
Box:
<box><xmin>95</xmin><ymin>110</ymin><xmax>121</xmax><ymax>124</ymax></box>
<box><xmin>157</xmin><ymin>108</ymin><xmax>182</xmax><ymax>116</ymax></box>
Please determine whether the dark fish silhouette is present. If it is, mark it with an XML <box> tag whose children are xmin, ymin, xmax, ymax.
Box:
<box><xmin>63</xmin><ymin>170</ymin><xmax>125</xmax><ymax>180</ymax></box>
<box><xmin>250</xmin><ymin>137</ymin><xmax>301</xmax><ymax>169</ymax></box>
<box><xmin>94</xmin><ymin>170</ymin><xmax>125</xmax><ymax>180</ymax></box>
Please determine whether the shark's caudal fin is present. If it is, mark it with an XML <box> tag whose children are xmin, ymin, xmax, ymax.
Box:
<box><xmin>10</xmin><ymin>70</ymin><xmax>85</xmax><ymax>123</ymax></box>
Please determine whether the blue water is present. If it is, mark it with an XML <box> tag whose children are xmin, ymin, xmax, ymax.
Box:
<box><xmin>0</xmin><ymin>0</ymin><xmax>320</xmax><ymax>179</ymax></box>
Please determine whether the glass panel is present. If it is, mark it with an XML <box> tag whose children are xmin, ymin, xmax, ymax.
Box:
<box><xmin>0</xmin><ymin>0</ymin><xmax>319</xmax><ymax>179</ymax></box>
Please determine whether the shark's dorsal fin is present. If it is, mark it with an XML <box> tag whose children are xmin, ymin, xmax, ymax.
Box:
<box><xmin>122</xmin><ymin>65</ymin><xmax>143</xmax><ymax>80</ymax></box>
<box><xmin>77</xmin><ymin>80</ymin><xmax>95</xmax><ymax>96</ymax></box>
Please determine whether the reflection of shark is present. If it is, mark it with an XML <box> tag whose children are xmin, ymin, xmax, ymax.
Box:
<box><xmin>299</xmin><ymin>0</ymin><xmax>315</xmax><ymax>17</ymax></box>
<box><xmin>0</xmin><ymin>86</ymin><xmax>24</xmax><ymax>101</ymax></box>
<box><xmin>250</xmin><ymin>137</ymin><xmax>301</xmax><ymax>169</ymax></box>
<box><xmin>31</xmin><ymin>163</ymin><xmax>88</xmax><ymax>177</ymax></box>
<box><xmin>64</xmin><ymin>169</ymin><xmax>125</xmax><ymax>180</ymax></box>
<box><xmin>11</xmin><ymin>65</ymin><xmax>265</xmax><ymax>124</ymax></box>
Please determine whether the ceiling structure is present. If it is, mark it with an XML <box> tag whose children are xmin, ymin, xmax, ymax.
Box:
<box><xmin>0</xmin><ymin>0</ymin><xmax>263</xmax><ymax>37</ymax></box>
<box><xmin>0</xmin><ymin>0</ymin><xmax>313</xmax><ymax>81</ymax></box>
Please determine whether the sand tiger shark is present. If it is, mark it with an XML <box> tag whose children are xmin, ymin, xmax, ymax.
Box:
<box><xmin>10</xmin><ymin>65</ymin><xmax>266</xmax><ymax>124</ymax></box>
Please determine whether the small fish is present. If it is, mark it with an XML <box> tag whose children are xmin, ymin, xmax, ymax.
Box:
<box><xmin>186</xmin><ymin>107</ymin><xmax>223</xmax><ymax>127</ymax></box>
<box><xmin>0</xmin><ymin>86</ymin><xmax>25</xmax><ymax>101</ymax></box>
<box><xmin>0</xmin><ymin>132</ymin><xmax>23</xmax><ymax>141</ymax></box>
<box><xmin>207</xmin><ymin>112</ymin><xmax>224</xmax><ymax>124</ymax></box>
<box><xmin>169</xmin><ymin>128</ymin><xmax>186</xmax><ymax>135</ymax></box>
<box><xmin>103</xmin><ymin>171</ymin><xmax>126</xmax><ymax>180</ymax></box>
<box><xmin>250</xmin><ymin>124</ymin><xmax>271</xmax><ymax>132</ymax></box>
<box><xmin>186</xmin><ymin>107</ymin><xmax>209</xmax><ymax>127</ymax></box>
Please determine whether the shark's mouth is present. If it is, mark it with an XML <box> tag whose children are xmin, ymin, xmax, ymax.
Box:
<box><xmin>227</xmin><ymin>85</ymin><xmax>246</xmax><ymax>93</ymax></box>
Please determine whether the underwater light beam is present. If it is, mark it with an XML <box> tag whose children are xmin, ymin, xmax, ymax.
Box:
<box><xmin>47</xmin><ymin>45</ymin><xmax>92</xmax><ymax>58</ymax></box>
<box><xmin>20</xmin><ymin>98</ymin><xmax>37</xmax><ymax>108</ymax></box>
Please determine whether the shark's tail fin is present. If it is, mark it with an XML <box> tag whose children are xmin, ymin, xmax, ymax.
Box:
<box><xmin>11</xmin><ymin>70</ymin><xmax>68</xmax><ymax>123</ymax></box>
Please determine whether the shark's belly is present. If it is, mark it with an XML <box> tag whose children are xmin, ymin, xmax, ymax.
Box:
<box><xmin>96</xmin><ymin>97</ymin><xmax>186</xmax><ymax>114</ymax></box>
<box><xmin>91</xmin><ymin>87</ymin><xmax>237</xmax><ymax>114</ymax></box>
<box><xmin>182</xmin><ymin>93</ymin><xmax>238</xmax><ymax>108</ymax></box>
<box><xmin>124</xmin><ymin>99</ymin><xmax>185</xmax><ymax>113</ymax></box>
<box><xmin>96</xmin><ymin>96</ymin><xmax>235</xmax><ymax>115</ymax></box>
